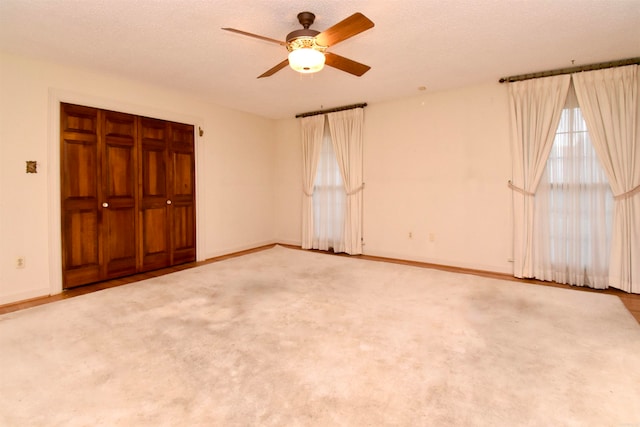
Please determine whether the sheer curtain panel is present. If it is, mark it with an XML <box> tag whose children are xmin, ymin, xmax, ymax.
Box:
<box><xmin>300</xmin><ymin>115</ymin><xmax>325</xmax><ymax>249</ymax></box>
<box><xmin>573</xmin><ymin>65</ymin><xmax>640</xmax><ymax>293</ymax></box>
<box><xmin>312</xmin><ymin>119</ymin><xmax>346</xmax><ymax>251</ymax></box>
<box><xmin>327</xmin><ymin>108</ymin><xmax>365</xmax><ymax>255</ymax></box>
<box><xmin>509</xmin><ymin>75</ymin><xmax>571</xmax><ymax>278</ymax></box>
<box><xmin>533</xmin><ymin>85</ymin><xmax>613</xmax><ymax>288</ymax></box>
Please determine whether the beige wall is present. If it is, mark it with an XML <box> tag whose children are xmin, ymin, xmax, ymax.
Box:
<box><xmin>274</xmin><ymin>83</ymin><xmax>513</xmax><ymax>273</ymax></box>
<box><xmin>1</xmin><ymin>50</ymin><xmax>514</xmax><ymax>305</ymax></box>
<box><xmin>0</xmin><ymin>52</ymin><xmax>276</xmax><ymax>304</ymax></box>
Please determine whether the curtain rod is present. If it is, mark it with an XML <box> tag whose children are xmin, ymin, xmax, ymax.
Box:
<box><xmin>295</xmin><ymin>103</ymin><xmax>367</xmax><ymax>118</ymax></box>
<box><xmin>498</xmin><ymin>57</ymin><xmax>640</xmax><ymax>83</ymax></box>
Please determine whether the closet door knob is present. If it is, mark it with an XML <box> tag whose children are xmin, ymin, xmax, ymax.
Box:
<box><xmin>102</xmin><ymin>202</ymin><xmax>109</xmax><ymax>208</ymax></box>
<box><xmin>166</xmin><ymin>200</ymin><xmax>172</xmax><ymax>205</ymax></box>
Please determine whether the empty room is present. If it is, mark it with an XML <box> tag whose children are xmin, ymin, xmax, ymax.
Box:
<box><xmin>1</xmin><ymin>0</ymin><xmax>639</xmax><ymax>425</ymax></box>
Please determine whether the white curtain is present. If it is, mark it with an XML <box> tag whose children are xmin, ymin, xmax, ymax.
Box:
<box><xmin>533</xmin><ymin>84</ymin><xmax>613</xmax><ymax>288</ymax></box>
<box><xmin>509</xmin><ymin>75</ymin><xmax>571</xmax><ymax>278</ymax></box>
<box><xmin>573</xmin><ymin>65</ymin><xmax>640</xmax><ymax>293</ymax></box>
<box><xmin>327</xmin><ymin>108</ymin><xmax>364</xmax><ymax>255</ymax></box>
<box><xmin>312</xmin><ymin>119</ymin><xmax>346</xmax><ymax>251</ymax></box>
<box><xmin>300</xmin><ymin>115</ymin><xmax>325</xmax><ymax>249</ymax></box>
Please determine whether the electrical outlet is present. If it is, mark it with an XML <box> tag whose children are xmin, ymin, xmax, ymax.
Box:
<box><xmin>408</xmin><ymin>231</ymin><xmax>413</xmax><ymax>239</ymax></box>
<box><xmin>16</xmin><ymin>256</ymin><xmax>25</xmax><ymax>269</ymax></box>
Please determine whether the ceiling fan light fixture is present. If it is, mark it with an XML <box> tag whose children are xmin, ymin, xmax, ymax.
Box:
<box><xmin>288</xmin><ymin>48</ymin><xmax>325</xmax><ymax>73</ymax></box>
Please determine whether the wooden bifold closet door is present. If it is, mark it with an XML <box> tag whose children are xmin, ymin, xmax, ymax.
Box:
<box><xmin>60</xmin><ymin>103</ymin><xmax>195</xmax><ymax>288</ymax></box>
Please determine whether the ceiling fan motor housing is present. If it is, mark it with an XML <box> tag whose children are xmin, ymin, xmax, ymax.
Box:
<box><xmin>286</xmin><ymin>12</ymin><xmax>327</xmax><ymax>52</ymax></box>
<box><xmin>286</xmin><ymin>30</ymin><xmax>326</xmax><ymax>52</ymax></box>
<box><xmin>286</xmin><ymin>28</ymin><xmax>320</xmax><ymax>43</ymax></box>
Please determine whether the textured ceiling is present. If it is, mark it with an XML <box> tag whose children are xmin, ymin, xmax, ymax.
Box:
<box><xmin>1</xmin><ymin>0</ymin><xmax>639</xmax><ymax>119</ymax></box>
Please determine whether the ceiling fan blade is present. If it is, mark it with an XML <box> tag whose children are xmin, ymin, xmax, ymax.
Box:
<box><xmin>316</xmin><ymin>13</ymin><xmax>374</xmax><ymax>47</ymax></box>
<box><xmin>221</xmin><ymin>28</ymin><xmax>286</xmax><ymax>46</ymax></box>
<box><xmin>324</xmin><ymin>52</ymin><xmax>371</xmax><ymax>77</ymax></box>
<box><xmin>258</xmin><ymin>59</ymin><xmax>290</xmax><ymax>78</ymax></box>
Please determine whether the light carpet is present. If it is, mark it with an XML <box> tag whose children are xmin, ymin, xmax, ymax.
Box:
<box><xmin>1</xmin><ymin>245</ymin><xmax>639</xmax><ymax>426</ymax></box>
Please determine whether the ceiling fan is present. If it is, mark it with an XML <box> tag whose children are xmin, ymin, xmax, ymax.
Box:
<box><xmin>222</xmin><ymin>11</ymin><xmax>374</xmax><ymax>78</ymax></box>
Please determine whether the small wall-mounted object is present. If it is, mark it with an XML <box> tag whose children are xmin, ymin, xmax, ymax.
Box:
<box><xmin>26</xmin><ymin>161</ymin><xmax>38</xmax><ymax>173</ymax></box>
<box><xmin>198</xmin><ymin>126</ymin><xmax>204</xmax><ymax>137</ymax></box>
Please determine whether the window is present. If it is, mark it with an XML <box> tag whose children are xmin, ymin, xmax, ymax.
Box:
<box><xmin>534</xmin><ymin>85</ymin><xmax>613</xmax><ymax>288</ymax></box>
<box><xmin>312</xmin><ymin>118</ymin><xmax>346</xmax><ymax>252</ymax></box>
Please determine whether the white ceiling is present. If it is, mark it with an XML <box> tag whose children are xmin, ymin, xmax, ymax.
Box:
<box><xmin>1</xmin><ymin>0</ymin><xmax>639</xmax><ymax>119</ymax></box>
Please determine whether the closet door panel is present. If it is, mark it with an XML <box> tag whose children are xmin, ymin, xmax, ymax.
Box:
<box><xmin>102</xmin><ymin>111</ymin><xmax>138</xmax><ymax>278</ymax></box>
<box><xmin>171</xmin><ymin>204</ymin><xmax>195</xmax><ymax>263</ymax></box>
<box><xmin>61</xmin><ymin>104</ymin><xmax>196</xmax><ymax>287</ymax></box>
<box><xmin>61</xmin><ymin>104</ymin><xmax>102</xmax><ymax>287</ymax></box>
<box><xmin>142</xmin><ymin>149</ymin><xmax>166</xmax><ymax>196</ymax></box>
<box><xmin>141</xmin><ymin>206</ymin><xmax>169</xmax><ymax>269</ymax></box>
<box><xmin>172</xmin><ymin>152</ymin><xmax>193</xmax><ymax>197</ymax></box>
<box><xmin>168</xmin><ymin>123</ymin><xmax>196</xmax><ymax>264</ymax></box>
<box><xmin>104</xmin><ymin>208</ymin><xmax>137</xmax><ymax>272</ymax></box>
<box><xmin>63</xmin><ymin>137</ymin><xmax>99</xmax><ymax>197</ymax></box>
<box><xmin>63</xmin><ymin>209</ymin><xmax>100</xmax><ymax>286</ymax></box>
<box><xmin>139</xmin><ymin>118</ymin><xmax>170</xmax><ymax>270</ymax></box>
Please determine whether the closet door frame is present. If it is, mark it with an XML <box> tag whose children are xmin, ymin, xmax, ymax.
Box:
<box><xmin>48</xmin><ymin>89</ymin><xmax>205</xmax><ymax>296</ymax></box>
